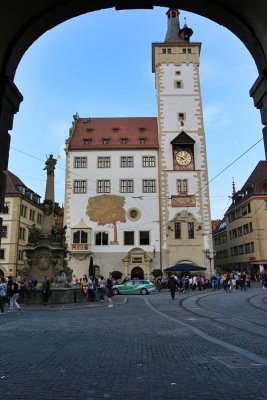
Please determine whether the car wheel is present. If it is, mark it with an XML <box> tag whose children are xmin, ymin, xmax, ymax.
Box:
<box><xmin>113</xmin><ymin>288</ymin><xmax>119</xmax><ymax>295</ymax></box>
<box><xmin>140</xmin><ymin>288</ymin><xmax>148</xmax><ymax>295</ymax></box>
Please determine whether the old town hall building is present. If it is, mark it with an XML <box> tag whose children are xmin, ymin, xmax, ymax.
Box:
<box><xmin>64</xmin><ymin>9</ymin><xmax>213</xmax><ymax>279</ymax></box>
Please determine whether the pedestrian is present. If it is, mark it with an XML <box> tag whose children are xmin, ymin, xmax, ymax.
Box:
<box><xmin>106</xmin><ymin>278</ymin><xmax>114</xmax><ymax>307</ymax></box>
<box><xmin>98</xmin><ymin>275</ymin><xmax>107</xmax><ymax>301</ymax></box>
<box><xmin>0</xmin><ymin>277</ymin><xmax>7</xmax><ymax>314</ymax></box>
<box><xmin>29</xmin><ymin>276</ymin><xmax>38</xmax><ymax>298</ymax></box>
<box><xmin>88</xmin><ymin>276</ymin><xmax>96</xmax><ymax>302</ymax></box>
<box><xmin>42</xmin><ymin>276</ymin><xmax>51</xmax><ymax>305</ymax></box>
<box><xmin>240</xmin><ymin>272</ymin><xmax>247</xmax><ymax>291</ymax></box>
<box><xmin>211</xmin><ymin>274</ymin><xmax>216</xmax><ymax>290</ymax></box>
<box><xmin>231</xmin><ymin>275</ymin><xmax>236</xmax><ymax>291</ymax></box>
<box><xmin>9</xmin><ymin>277</ymin><xmax>21</xmax><ymax>313</ymax></box>
<box><xmin>245</xmin><ymin>273</ymin><xmax>251</xmax><ymax>289</ymax></box>
<box><xmin>18</xmin><ymin>278</ymin><xmax>29</xmax><ymax>303</ymax></box>
<box><xmin>260</xmin><ymin>270</ymin><xmax>267</xmax><ymax>289</ymax></box>
<box><xmin>156</xmin><ymin>276</ymin><xmax>162</xmax><ymax>292</ymax></box>
<box><xmin>80</xmin><ymin>274</ymin><xmax>88</xmax><ymax>295</ymax></box>
<box><xmin>168</xmin><ymin>274</ymin><xmax>178</xmax><ymax>300</ymax></box>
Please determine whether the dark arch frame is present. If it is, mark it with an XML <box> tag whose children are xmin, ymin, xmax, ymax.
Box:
<box><xmin>1</xmin><ymin>1</ymin><xmax>267</xmax><ymax>224</ymax></box>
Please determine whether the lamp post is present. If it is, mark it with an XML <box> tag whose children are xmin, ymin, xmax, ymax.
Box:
<box><xmin>205</xmin><ymin>249</ymin><xmax>216</xmax><ymax>271</ymax></box>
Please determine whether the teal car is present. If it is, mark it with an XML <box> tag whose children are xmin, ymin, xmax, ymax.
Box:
<box><xmin>112</xmin><ymin>280</ymin><xmax>155</xmax><ymax>295</ymax></box>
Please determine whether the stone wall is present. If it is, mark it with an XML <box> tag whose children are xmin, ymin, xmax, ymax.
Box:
<box><xmin>21</xmin><ymin>287</ymin><xmax>101</xmax><ymax>305</ymax></box>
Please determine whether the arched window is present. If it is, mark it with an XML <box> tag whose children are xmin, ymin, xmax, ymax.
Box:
<box><xmin>73</xmin><ymin>230</ymin><xmax>88</xmax><ymax>244</ymax></box>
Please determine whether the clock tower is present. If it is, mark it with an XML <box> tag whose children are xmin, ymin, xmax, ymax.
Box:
<box><xmin>152</xmin><ymin>8</ymin><xmax>213</xmax><ymax>273</ymax></box>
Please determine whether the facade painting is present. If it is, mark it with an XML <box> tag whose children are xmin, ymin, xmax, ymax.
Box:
<box><xmin>86</xmin><ymin>194</ymin><xmax>126</xmax><ymax>245</ymax></box>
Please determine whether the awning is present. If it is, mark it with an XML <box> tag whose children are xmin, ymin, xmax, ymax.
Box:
<box><xmin>250</xmin><ymin>260</ymin><xmax>267</xmax><ymax>265</ymax></box>
<box><xmin>164</xmin><ymin>263</ymin><xmax>207</xmax><ymax>273</ymax></box>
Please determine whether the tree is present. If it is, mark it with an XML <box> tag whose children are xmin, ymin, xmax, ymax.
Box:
<box><xmin>87</xmin><ymin>194</ymin><xmax>126</xmax><ymax>244</ymax></box>
<box><xmin>111</xmin><ymin>271</ymin><xmax>123</xmax><ymax>281</ymax></box>
<box><xmin>151</xmin><ymin>269</ymin><xmax>163</xmax><ymax>278</ymax></box>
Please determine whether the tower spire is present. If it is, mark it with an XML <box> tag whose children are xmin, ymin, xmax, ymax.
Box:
<box><xmin>165</xmin><ymin>8</ymin><xmax>193</xmax><ymax>43</ymax></box>
<box><xmin>232</xmin><ymin>177</ymin><xmax>236</xmax><ymax>196</ymax></box>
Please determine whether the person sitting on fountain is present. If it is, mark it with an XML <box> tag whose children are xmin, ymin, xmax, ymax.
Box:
<box><xmin>80</xmin><ymin>275</ymin><xmax>88</xmax><ymax>295</ymax></box>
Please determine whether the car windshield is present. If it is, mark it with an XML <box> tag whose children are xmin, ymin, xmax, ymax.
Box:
<box><xmin>125</xmin><ymin>281</ymin><xmax>135</xmax><ymax>286</ymax></box>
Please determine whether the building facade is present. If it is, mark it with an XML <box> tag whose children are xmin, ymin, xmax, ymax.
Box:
<box><xmin>213</xmin><ymin>161</ymin><xmax>267</xmax><ymax>274</ymax></box>
<box><xmin>64</xmin><ymin>9</ymin><xmax>213</xmax><ymax>279</ymax></box>
<box><xmin>0</xmin><ymin>171</ymin><xmax>43</xmax><ymax>277</ymax></box>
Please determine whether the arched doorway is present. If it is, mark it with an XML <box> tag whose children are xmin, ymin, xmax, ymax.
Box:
<box><xmin>131</xmin><ymin>266</ymin><xmax>144</xmax><ymax>280</ymax></box>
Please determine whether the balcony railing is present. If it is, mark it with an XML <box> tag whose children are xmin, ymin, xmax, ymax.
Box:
<box><xmin>71</xmin><ymin>243</ymin><xmax>91</xmax><ymax>252</ymax></box>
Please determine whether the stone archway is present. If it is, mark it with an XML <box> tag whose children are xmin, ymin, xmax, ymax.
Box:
<box><xmin>1</xmin><ymin>1</ymin><xmax>267</xmax><ymax>223</ymax></box>
<box><xmin>131</xmin><ymin>266</ymin><xmax>144</xmax><ymax>280</ymax></box>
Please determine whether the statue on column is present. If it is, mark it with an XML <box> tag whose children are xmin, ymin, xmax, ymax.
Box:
<box><xmin>22</xmin><ymin>152</ymin><xmax>72</xmax><ymax>286</ymax></box>
<box><xmin>44</xmin><ymin>154</ymin><xmax>57</xmax><ymax>176</ymax></box>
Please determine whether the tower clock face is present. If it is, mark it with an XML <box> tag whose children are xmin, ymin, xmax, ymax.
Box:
<box><xmin>176</xmin><ymin>150</ymin><xmax>192</xmax><ymax>166</ymax></box>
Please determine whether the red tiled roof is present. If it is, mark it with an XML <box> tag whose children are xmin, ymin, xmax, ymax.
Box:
<box><xmin>4</xmin><ymin>170</ymin><xmax>41</xmax><ymax>200</ymax></box>
<box><xmin>226</xmin><ymin>160</ymin><xmax>267</xmax><ymax>213</ymax></box>
<box><xmin>67</xmin><ymin>117</ymin><xmax>159</xmax><ymax>150</ymax></box>
<box><xmin>241</xmin><ymin>160</ymin><xmax>267</xmax><ymax>194</ymax></box>
<box><xmin>4</xmin><ymin>170</ymin><xmax>26</xmax><ymax>194</ymax></box>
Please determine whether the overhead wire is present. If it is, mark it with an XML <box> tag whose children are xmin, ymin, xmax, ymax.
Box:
<box><xmin>10</xmin><ymin>135</ymin><xmax>265</xmax><ymax>223</ymax></box>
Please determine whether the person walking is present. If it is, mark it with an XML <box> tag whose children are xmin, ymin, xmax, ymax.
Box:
<box><xmin>9</xmin><ymin>277</ymin><xmax>21</xmax><ymax>313</ymax></box>
<box><xmin>98</xmin><ymin>275</ymin><xmax>107</xmax><ymax>301</ymax></box>
<box><xmin>168</xmin><ymin>275</ymin><xmax>178</xmax><ymax>300</ymax></box>
<box><xmin>88</xmin><ymin>276</ymin><xmax>96</xmax><ymax>302</ymax></box>
<box><xmin>0</xmin><ymin>277</ymin><xmax>7</xmax><ymax>314</ymax></box>
<box><xmin>106</xmin><ymin>278</ymin><xmax>114</xmax><ymax>307</ymax></box>
<box><xmin>42</xmin><ymin>276</ymin><xmax>51</xmax><ymax>305</ymax></box>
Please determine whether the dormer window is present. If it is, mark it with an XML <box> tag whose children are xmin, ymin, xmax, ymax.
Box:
<box><xmin>113</xmin><ymin>128</ymin><xmax>119</xmax><ymax>133</ymax></box>
<box><xmin>139</xmin><ymin>128</ymin><xmax>146</xmax><ymax>133</ymax></box>
<box><xmin>17</xmin><ymin>185</ymin><xmax>26</xmax><ymax>195</ymax></box>
<box><xmin>83</xmin><ymin>138</ymin><xmax>91</xmax><ymax>145</ymax></box>
<box><xmin>86</xmin><ymin>128</ymin><xmax>94</xmax><ymax>133</ymax></box>
<box><xmin>139</xmin><ymin>138</ymin><xmax>146</xmax><ymax>144</ymax></box>
<box><xmin>120</xmin><ymin>138</ymin><xmax>128</xmax><ymax>144</ymax></box>
<box><xmin>102</xmin><ymin>138</ymin><xmax>110</xmax><ymax>145</ymax></box>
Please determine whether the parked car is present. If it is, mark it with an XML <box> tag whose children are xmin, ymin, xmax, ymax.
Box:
<box><xmin>112</xmin><ymin>280</ymin><xmax>155</xmax><ymax>295</ymax></box>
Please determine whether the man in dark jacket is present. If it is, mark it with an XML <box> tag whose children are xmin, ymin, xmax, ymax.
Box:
<box><xmin>42</xmin><ymin>276</ymin><xmax>51</xmax><ymax>305</ymax></box>
<box><xmin>168</xmin><ymin>275</ymin><xmax>178</xmax><ymax>300</ymax></box>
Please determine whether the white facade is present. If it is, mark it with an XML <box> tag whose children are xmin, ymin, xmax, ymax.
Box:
<box><xmin>64</xmin><ymin>146</ymin><xmax>161</xmax><ymax>278</ymax></box>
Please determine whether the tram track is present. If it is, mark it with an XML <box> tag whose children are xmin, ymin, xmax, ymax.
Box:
<box><xmin>178</xmin><ymin>290</ymin><xmax>267</xmax><ymax>340</ymax></box>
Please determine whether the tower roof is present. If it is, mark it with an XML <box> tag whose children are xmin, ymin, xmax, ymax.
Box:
<box><xmin>170</xmin><ymin>130</ymin><xmax>195</xmax><ymax>145</ymax></box>
<box><xmin>165</xmin><ymin>8</ymin><xmax>193</xmax><ymax>43</ymax></box>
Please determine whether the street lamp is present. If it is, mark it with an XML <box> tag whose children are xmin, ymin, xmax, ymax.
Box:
<box><xmin>205</xmin><ymin>249</ymin><xmax>216</xmax><ymax>270</ymax></box>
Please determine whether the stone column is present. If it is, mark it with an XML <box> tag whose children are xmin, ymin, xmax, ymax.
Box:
<box><xmin>41</xmin><ymin>154</ymin><xmax>57</xmax><ymax>236</ymax></box>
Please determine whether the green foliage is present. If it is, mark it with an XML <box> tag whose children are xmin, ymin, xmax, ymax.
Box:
<box><xmin>151</xmin><ymin>268</ymin><xmax>163</xmax><ymax>278</ymax></box>
<box><xmin>111</xmin><ymin>270</ymin><xmax>123</xmax><ymax>280</ymax></box>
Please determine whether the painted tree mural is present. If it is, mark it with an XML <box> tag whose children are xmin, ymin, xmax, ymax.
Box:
<box><xmin>86</xmin><ymin>194</ymin><xmax>126</xmax><ymax>244</ymax></box>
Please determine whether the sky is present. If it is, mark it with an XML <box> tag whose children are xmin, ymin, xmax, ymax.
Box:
<box><xmin>8</xmin><ymin>6</ymin><xmax>265</xmax><ymax>220</ymax></box>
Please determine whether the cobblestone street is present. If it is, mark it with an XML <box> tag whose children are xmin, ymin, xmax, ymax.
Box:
<box><xmin>1</xmin><ymin>284</ymin><xmax>267</xmax><ymax>399</ymax></box>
